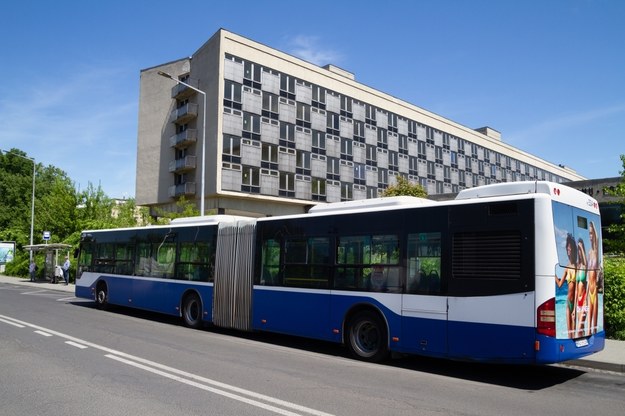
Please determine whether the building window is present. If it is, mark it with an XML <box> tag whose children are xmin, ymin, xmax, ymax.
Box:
<box><xmin>399</xmin><ymin>134</ymin><xmax>408</xmax><ymax>155</ymax></box>
<box><xmin>409</xmin><ymin>156</ymin><xmax>418</xmax><ymax>176</ymax></box>
<box><xmin>341</xmin><ymin>182</ymin><xmax>353</xmax><ymax>201</ymax></box>
<box><xmin>366</xmin><ymin>144</ymin><xmax>377</xmax><ymax>166</ymax></box>
<box><xmin>378</xmin><ymin>168</ymin><xmax>388</xmax><ymax>187</ymax></box>
<box><xmin>435</xmin><ymin>146</ymin><xmax>443</xmax><ymax>164</ymax></box>
<box><xmin>312</xmin><ymin>85</ymin><xmax>326</xmax><ymax>109</ymax></box>
<box><xmin>279</xmin><ymin>172</ymin><xmax>295</xmax><ymax>197</ymax></box>
<box><xmin>262</xmin><ymin>92</ymin><xmax>279</xmax><ymax>120</ymax></box>
<box><xmin>262</xmin><ymin>143</ymin><xmax>278</xmax><ymax>170</ymax></box>
<box><xmin>451</xmin><ymin>151</ymin><xmax>458</xmax><ymax>168</ymax></box>
<box><xmin>280</xmin><ymin>122</ymin><xmax>295</xmax><ymax>148</ymax></box>
<box><xmin>353</xmin><ymin>120</ymin><xmax>365</xmax><ymax>143</ymax></box>
<box><xmin>388</xmin><ymin>151</ymin><xmax>399</xmax><ymax>172</ymax></box>
<box><xmin>224</xmin><ymin>80</ymin><xmax>242</xmax><ymax>110</ymax></box>
<box><xmin>327</xmin><ymin>157</ymin><xmax>340</xmax><ymax>181</ymax></box>
<box><xmin>354</xmin><ymin>163</ymin><xmax>366</xmax><ymax>185</ymax></box>
<box><xmin>296</xmin><ymin>102</ymin><xmax>311</xmax><ymax>128</ymax></box>
<box><xmin>388</xmin><ymin>113</ymin><xmax>398</xmax><ymax>133</ymax></box>
<box><xmin>242</xmin><ymin>166</ymin><xmax>260</xmax><ymax>193</ymax></box>
<box><xmin>427</xmin><ymin>161</ymin><xmax>435</xmax><ymax>179</ymax></box>
<box><xmin>280</xmin><ymin>73</ymin><xmax>296</xmax><ymax>100</ymax></box>
<box><xmin>243</xmin><ymin>113</ymin><xmax>261</xmax><ymax>140</ymax></box>
<box><xmin>296</xmin><ymin>151</ymin><xmax>311</xmax><ymax>175</ymax></box>
<box><xmin>312</xmin><ymin>178</ymin><xmax>326</xmax><ymax>201</ymax></box>
<box><xmin>377</xmin><ymin>128</ymin><xmax>387</xmax><ymax>149</ymax></box>
<box><xmin>365</xmin><ymin>104</ymin><xmax>376</xmax><ymax>126</ymax></box>
<box><xmin>223</xmin><ymin>134</ymin><xmax>241</xmax><ymax>164</ymax></box>
<box><xmin>341</xmin><ymin>138</ymin><xmax>353</xmax><ymax>161</ymax></box>
<box><xmin>340</xmin><ymin>95</ymin><xmax>353</xmax><ymax>118</ymax></box>
<box><xmin>418</xmin><ymin>141</ymin><xmax>426</xmax><ymax>159</ymax></box>
<box><xmin>312</xmin><ymin>130</ymin><xmax>326</xmax><ymax>155</ymax></box>
<box><xmin>243</xmin><ymin>61</ymin><xmax>261</xmax><ymax>89</ymax></box>
<box><xmin>326</xmin><ymin>112</ymin><xmax>340</xmax><ymax>135</ymax></box>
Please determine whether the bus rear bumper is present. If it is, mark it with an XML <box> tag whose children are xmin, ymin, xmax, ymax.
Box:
<box><xmin>535</xmin><ymin>332</ymin><xmax>605</xmax><ymax>364</ymax></box>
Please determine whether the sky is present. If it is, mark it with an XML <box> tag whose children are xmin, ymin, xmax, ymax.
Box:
<box><xmin>1</xmin><ymin>0</ymin><xmax>624</xmax><ymax>198</ymax></box>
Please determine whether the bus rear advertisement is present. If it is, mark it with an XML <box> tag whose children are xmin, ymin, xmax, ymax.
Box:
<box><xmin>75</xmin><ymin>181</ymin><xmax>605</xmax><ymax>364</ymax></box>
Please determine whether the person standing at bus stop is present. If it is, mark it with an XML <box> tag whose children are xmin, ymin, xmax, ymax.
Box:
<box><xmin>62</xmin><ymin>256</ymin><xmax>70</xmax><ymax>285</ymax></box>
<box><xmin>29</xmin><ymin>260</ymin><xmax>36</xmax><ymax>282</ymax></box>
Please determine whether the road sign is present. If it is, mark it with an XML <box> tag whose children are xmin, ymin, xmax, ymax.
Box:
<box><xmin>43</xmin><ymin>231</ymin><xmax>51</xmax><ymax>241</ymax></box>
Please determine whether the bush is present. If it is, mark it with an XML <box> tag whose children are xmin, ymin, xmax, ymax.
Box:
<box><xmin>604</xmin><ymin>257</ymin><xmax>625</xmax><ymax>340</ymax></box>
<box><xmin>3</xmin><ymin>250</ymin><xmax>28</xmax><ymax>278</ymax></box>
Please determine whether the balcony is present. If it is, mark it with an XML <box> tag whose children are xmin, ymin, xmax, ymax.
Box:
<box><xmin>169</xmin><ymin>102</ymin><xmax>198</xmax><ymax>124</ymax></box>
<box><xmin>169</xmin><ymin>182</ymin><xmax>196</xmax><ymax>198</ymax></box>
<box><xmin>169</xmin><ymin>155</ymin><xmax>197</xmax><ymax>173</ymax></box>
<box><xmin>171</xmin><ymin>78</ymin><xmax>199</xmax><ymax>100</ymax></box>
<box><xmin>169</xmin><ymin>129</ymin><xmax>197</xmax><ymax>148</ymax></box>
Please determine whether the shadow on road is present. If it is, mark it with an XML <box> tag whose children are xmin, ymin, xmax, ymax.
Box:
<box><xmin>71</xmin><ymin>301</ymin><xmax>586</xmax><ymax>390</ymax></box>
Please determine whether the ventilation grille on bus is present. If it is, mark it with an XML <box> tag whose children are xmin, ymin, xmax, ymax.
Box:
<box><xmin>452</xmin><ymin>231</ymin><xmax>522</xmax><ymax>280</ymax></box>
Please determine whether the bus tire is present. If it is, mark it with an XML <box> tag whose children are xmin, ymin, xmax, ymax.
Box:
<box><xmin>95</xmin><ymin>282</ymin><xmax>108</xmax><ymax>310</ymax></box>
<box><xmin>346</xmin><ymin>310</ymin><xmax>389</xmax><ymax>362</ymax></box>
<box><xmin>182</xmin><ymin>292</ymin><xmax>203</xmax><ymax>329</ymax></box>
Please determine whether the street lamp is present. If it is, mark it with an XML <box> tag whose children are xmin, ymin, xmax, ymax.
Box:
<box><xmin>157</xmin><ymin>70</ymin><xmax>207</xmax><ymax>216</ymax></box>
<box><xmin>0</xmin><ymin>149</ymin><xmax>35</xmax><ymax>262</ymax></box>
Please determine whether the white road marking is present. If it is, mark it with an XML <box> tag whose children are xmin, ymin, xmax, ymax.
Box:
<box><xmin>0</xmin><ymin>317</ymin><xmax>25</xmax><ymax>328</ymax></box>
<box><xmin>0</xmin><ymin>314</ymin><xmax>334</xmax><ymax>416</ymax></box>
<box><xmin>66</xmin><ymin>341</ymin><xmax>88</xmax><ymax>349</ymax></box>
<box><xmin>107</xmin><ymin>354</ymin><xmax>305</xmax><ymax>416</ymax></box>
<box><xmin>34</xmin><ymin>330</ymin><xmax>53</xmax><ymax>337</ymax></box>
<box><xmin>56</xmin><ymin>296</ymin><xmax>77</xmax><ymax>302</ymax></box>
<box><xmin>20</xmin><ymin>290</ymin><xmax>49</xmax><ymax>295</ymax></box>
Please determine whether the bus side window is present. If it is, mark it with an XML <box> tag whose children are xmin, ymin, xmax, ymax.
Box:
<box><xmin>407</xmin><ymin>232</ymin><xmax>441</xmax><ymax>294</ymax></box>
<box><xmin>261</xmin><ymin>239</ymin><xmax>281</xmax><ymax>285</ymax></box>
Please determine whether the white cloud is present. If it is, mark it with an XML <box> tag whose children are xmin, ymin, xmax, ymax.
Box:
<box><xmin>0</xmin><ymin>64</ymin><xmax>138</xmax><ymax>198</ymax></box>
<box><xmin>287</xmin><ymin>35</ymin><xmax>342</xmax><ymax>66</ymax></box>
<box><xmin>507</xmin><ymin>103</ymin><xmax>625</xmax><ymax>145</ymax></box>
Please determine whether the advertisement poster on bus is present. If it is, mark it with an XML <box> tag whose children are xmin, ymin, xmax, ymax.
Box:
<box><xmin>553</xmin><ymin>202</ymin><xmax>604</xmax><ymax>340</ymax></box>
<box><xmin>0</xmin><ymin>242</ymin><xmax>15</xmax><ymax>264</ymax></box>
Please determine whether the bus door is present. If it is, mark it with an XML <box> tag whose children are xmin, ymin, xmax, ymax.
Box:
<box><xmin>402</xmin><ymin>232</ymin><xmax>447</xmax><ymax>355</ymax></box>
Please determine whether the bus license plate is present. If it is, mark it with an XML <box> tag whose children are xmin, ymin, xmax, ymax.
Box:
<box><xmin>575</xmin><ymin>338</ymin><xmax>589</xmax><ymax>348</ymax></box>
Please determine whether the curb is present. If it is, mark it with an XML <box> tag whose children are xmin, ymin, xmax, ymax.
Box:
<box><xmin>567</xmin><ymin>359</ymin><xmax>625</xmax><ymax>374</ymax></box>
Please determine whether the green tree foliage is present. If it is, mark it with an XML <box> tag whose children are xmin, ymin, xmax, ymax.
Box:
<box><xmin>1</xmin><ymin>148</ymin><xmax>148</xmax><ymax>277</ymax></box>
<box><xmin>604</xmin><ymin>154</ymin><xmax>625</xmax><ymax>254</ymax></box>
<box><xmin>604</xmin><ymin>257</ymin><xmax>625</xmax><ymax>340</ymax></box>
<box><xmin>151</xmin><ymin>196</ymin><xmax>202</xmax><ymax>224</ymax></box>
<box><xmin>381</xmin><ymin>176</ymin><xmax>428</xmax><ymax>198</ymax></box>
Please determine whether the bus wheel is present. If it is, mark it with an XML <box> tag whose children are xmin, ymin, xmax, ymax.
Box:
<box><xmin>95</xmin><ymin>282</ymin><xmax>108</xmax><ymax>310</ymax></box>
<box><xmin>346</xmin><ymin>311</ymin><xmax>389</xmax><ymax>362</ymax></box>
<box><xmin>182</xmin><ymin>293</ymin><xmax>203</xmax><ymax>329</ymax></box>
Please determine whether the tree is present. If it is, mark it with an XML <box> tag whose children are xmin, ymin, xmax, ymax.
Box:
<box><xmin>151</xmin><ymin>196</ymin><xmax>203</xmax><ymax>224</ymax></box>
<box><xmin>604</xmin><ymin>154</ymin><xmax>625</xmax><ymax>254</ymax></box>
<box><xmin>381</xmin><ymin>176</ymin><xmax>428</xmax><ymax>198</ymax></box>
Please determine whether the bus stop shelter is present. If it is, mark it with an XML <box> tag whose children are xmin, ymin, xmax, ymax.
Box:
<box><xmin>24</xmin><ymin>243</ymin><xmax>72</xmax><ymax>283</ymax></box>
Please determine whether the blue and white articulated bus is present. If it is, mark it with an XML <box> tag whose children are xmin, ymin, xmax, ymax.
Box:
<box><xmin>75</xmin><ymin>181</ymin><xmax>604</xmax><ymax>364</ymax></box>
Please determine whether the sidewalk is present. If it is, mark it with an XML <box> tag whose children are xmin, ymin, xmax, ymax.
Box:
<box><xmin>0</xmin><ymin>274</ymin><xmax>74</xmax><ymax>293</ymax></box>
<box><xmin>0</xmin><ymin>274</ymin><xmax>623</xmax><ymax>372</ymax></box>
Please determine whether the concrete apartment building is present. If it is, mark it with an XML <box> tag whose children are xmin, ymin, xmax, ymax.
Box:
<box><xmin>136</xmin><ymin>29</ymin><xmax>585</xmax><ymax>218</ymax></box>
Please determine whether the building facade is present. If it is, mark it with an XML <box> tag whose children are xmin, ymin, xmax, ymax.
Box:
<box><xmin>136</xmin><ymin>29</ymin><xmax>585</xmax><ymax>217</ymax></box>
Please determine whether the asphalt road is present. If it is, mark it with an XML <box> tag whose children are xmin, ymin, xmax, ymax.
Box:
<box><xmin>1</xmin><ymin>282</ymin><xmax>624</xmax><ymax>416</ymax></box>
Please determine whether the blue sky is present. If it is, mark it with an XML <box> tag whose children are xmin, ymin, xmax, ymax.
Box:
<box><xmin>1</xmin><ymin>0</ymin><xmax>623</xmax><ymax>198</ymax></box>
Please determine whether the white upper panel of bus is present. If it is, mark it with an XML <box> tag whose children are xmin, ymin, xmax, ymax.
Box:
<box><xmin>455</xmin><ymin>181</ymin><xmax>599</xmax><ymax>214</ymax></box>
<box><xmin>308</xmin><ymin>195</ymin><xmax>436</xmax><ymax>214</ymax></box>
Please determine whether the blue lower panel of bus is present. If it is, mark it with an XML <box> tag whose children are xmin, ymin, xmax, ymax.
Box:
<box><xmin>535</xmin><ymin>332</ymin><xmax>605</xmax><ymax>364</ymax></box>
<box><xmin>252</xmin><ymin>289</ymin><xmax>334</xmax><ymax>341</ymax></box>
<box><xmin>446</xmin><ymin>321</ymin><xmax>537</xmax><ymax>363</ymax></box>
<box><xmin>77</xmin><ymin>275</ymin><xmax>214</xmax><ymax>319</ymax></box>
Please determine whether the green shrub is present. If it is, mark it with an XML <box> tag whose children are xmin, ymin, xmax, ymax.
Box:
<box><xmin>604</xmin><ymin>257</ymin><xmax>625</xmax><ymax>340</ymax></box>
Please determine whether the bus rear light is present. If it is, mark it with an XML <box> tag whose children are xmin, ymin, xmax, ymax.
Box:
<box><xmin>537</xmin><ymin>298</ymin><xmax>556</xmax><ymax>337</ymax></box>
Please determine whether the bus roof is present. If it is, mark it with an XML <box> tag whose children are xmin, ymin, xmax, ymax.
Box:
<box><xmin>455</xmin><ymin>181</ymin><xmax>600</xmax><ymax>213</ymax></box>
<box><xmin>308</xmin><ymin>195</ymin><xmax>436</xmax><ymax>214</ymax></box>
